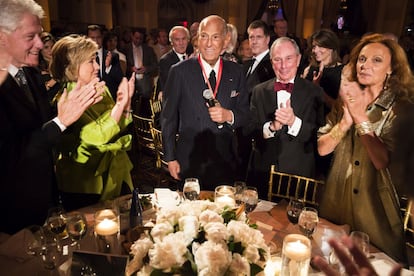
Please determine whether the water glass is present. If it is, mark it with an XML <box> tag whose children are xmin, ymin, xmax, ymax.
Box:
<box><xmin>183</xmin><ymin>178</ymin><xmax>200</xmax><ymax>200</ymax></box>
<box><xmin>298</xmin><ymin>207</ymin><xmax>319</xmax><ymax>238</ymax></box>
<box><xmin>281</xmin><ymin>234</ymin><xmax>311</xmax><ymax>276</ymax></box>
<box><xmin>350</xmin><ymin>231</ymin><xmax>370</xmax><ymax>257</ymax></box>
<box><xmin>24</xmin><ymin>225</ymin><xmax>46</xmax><ymax>256</ymax></box>
<box><xmin>66</xmin><ymin>211</ymin><xmax>88</xmax><ymax>249</ymax></box>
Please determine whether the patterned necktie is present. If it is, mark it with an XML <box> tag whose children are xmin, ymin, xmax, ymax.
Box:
<box><xmin>209</xmin><ymin>70</ymin><xmax>216</xmax><ymax>90</ymax></box>
<box><xmin>274</xmin><ymin>81</ymin><xmax>294</xmax><ymax>93</ymax></box>
<box><xmin>15</xmin><ymin>69</ymin><xmax>35</xmax><ymax>104</ymax></box>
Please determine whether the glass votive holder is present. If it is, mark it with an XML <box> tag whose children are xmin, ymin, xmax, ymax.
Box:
<box><xmin>281</xmin><ymin>234</ymin><xmax>311</xmax><ymax>276</ymax></box>
<box><xmin>214</xmin><ymin>185</ymin><xmax>236</xmax><ymax>208</ymax></box>
<box><xmin>94</xmin><ymin>209</ymin><xmax>121</xmax><ymax>254</ymax></box>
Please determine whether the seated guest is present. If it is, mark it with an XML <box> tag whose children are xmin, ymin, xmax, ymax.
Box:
<box><xmin>317</xmin><ymin>33</ymin><xmax>414</xmax><ymax>264</ymax></box>
<box><xmin>50</xmin><ymin>35</ymin><xmax>135</xmax><ymax>211</ymax></box>
<box><xmin>39</xmin><ymin>31</ymin><xmax>59</xmax><ymax>102</ymax></box>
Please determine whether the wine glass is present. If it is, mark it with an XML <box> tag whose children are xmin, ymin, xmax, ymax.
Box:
<box><xmin>46</xmin><ymin>206</ymin><xmax>68</xmax><ymax>240</ymax></box>
<box><xmin>24</xmin><ymin>225</ymin><xmax>46</xmax><ymax>256</ymax></box>
<box><xmin>66</xmin><ymin>211</ymin><xmax>88</xmax><ymax>249</ymax></box>
<box><xmin>183</xmin><ymin>178</ymin><xmax>200</xmax><ymax>200</ymax></box>
<box><xmin>233</xmin><ymin>181</ymin><xmax>246</xmax><ymax>206</ymax></box>
<box><xmin>286</xmin><ymin>198</ymin><xmax>304</xmax><ymax>224</ymax></box>
<box><xmin>242</xmin><ymin>186</ymin><xmax>258</xmax><ymax>214</ymax></box>
<box><xmin>350</xmin><ymin>231</ymin><xmax>370</xmax><ymax>257</ymax></box>
<box><xmin>298</xmin><ymin>207</ymin><xmax>319</xmax><ymax>238</ymax></box>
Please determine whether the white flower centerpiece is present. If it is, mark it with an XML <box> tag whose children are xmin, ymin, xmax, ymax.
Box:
<box><xmin>126</xmin><ymin>200</ymin><xmax>270</xmax><ymax>276</ymax></box>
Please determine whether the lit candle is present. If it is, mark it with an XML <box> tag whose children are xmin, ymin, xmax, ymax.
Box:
<box><xmin>215</xmin><ymin>195</ymin><xmax>235</xmax><ymax>207</ymax></box>
<box><xmin>284</xmin><ymin>240</ymin><xmax>310</xmax><ymax>261</ymax></box>
<box><xmin>264</xmin><ymin>256</ymin><xmax>282</xmax><ymax>276</ymax></box>
<box><xmin>95</xmin><ymin>218</ymin><xmax>119</xmax><ymax>236</ymax></box>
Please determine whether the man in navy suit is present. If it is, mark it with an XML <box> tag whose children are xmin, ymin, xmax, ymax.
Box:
<box><xmin>0</xmin><ymin>0</ymin><xmax>102</xmax><ymax>233</ymax></box>
<box><xmin>246</xmin><ymin>37</ymin><xmax>325</xmax><ymax>198</ymax></box>
<box><xmin>161</xmin><ymin>15</ymin><xmax>249</xmax><ymax>190</ymax></box>
<box><xmin>87</xmin><ymin>24</ymin><xmax>124</xmax><ymax>100</ymax></box>
<box><xmin>157</xmin><ymin>25</ymin><xmax>190</xmax><ymax>101</ymax></box>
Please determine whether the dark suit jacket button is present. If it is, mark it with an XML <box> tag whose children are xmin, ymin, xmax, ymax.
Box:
<box><xmin>353</xmin><ymin>188</ymin><xmax>359</xmax><ymax>194</ymax></box>
<box><xmin>354</xmin><ymin>160</ymin><xmax>360</xmax><ymax>166</ymax></box>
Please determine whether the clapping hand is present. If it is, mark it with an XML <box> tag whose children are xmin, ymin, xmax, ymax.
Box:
<box><xmin>57</xmin><ymin>78</ymin><xmax>103</xmax><ymax>127</ymax></box>
<box><xmin>313</xmin><ymin>236</ymin><xmax>402</xmax><ymax>276</ymax></box>
<box><xmin>275</xmin><ymin>99</ymin><xmax>296</xmax><ymax>127</ymax></box>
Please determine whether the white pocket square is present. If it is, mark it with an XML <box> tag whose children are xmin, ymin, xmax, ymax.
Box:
<box><xmin>230</xmin><ymin>90</ymin><xmax>239</xmax><ymax>98</ymax></box>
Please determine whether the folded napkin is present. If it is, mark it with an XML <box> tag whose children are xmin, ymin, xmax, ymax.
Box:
<box><xmin>0</xmin><ymin>229</ymin><xmax>33</xmax><ymax>263</ymax></box>
<box><xmin>253</xmin><ymin>200</ymin><xmax>277</xmax><ymax>212</ymax></box>
<box><xmin>371</xmin><ymin>254</ymin><xmax>414</xmax><ymax>276</ymax></box>
<box><xmin>153</xmin><ymin>188</ymin><xmax>180</xmax><ymax>209</ymax></box>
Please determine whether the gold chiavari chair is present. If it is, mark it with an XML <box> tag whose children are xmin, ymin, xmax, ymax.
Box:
<box><xmin>267</xmin><ymin>165</ymin><xmax>324</xmax><ymax>207</ymax></box>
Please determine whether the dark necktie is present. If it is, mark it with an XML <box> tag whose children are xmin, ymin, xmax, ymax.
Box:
<box><xmin>15</xmin><ymin>69</ymin><xmax>35</xmax><ymax>104</ymax></box>
<box><xmin>96</xmin><ymin>52</ymin><xmax>102</xmax><ymax>78</ymax></box>
<box><xmin>274</xmin><ymin>81</ymin><xmax>294</xmax><ymax>93</ymax></box>
<box><xmin>209</xmin><ymin>70</ymin><xmax>216</xmax><ymax>90</ymax></box>
<box><xmin>246</xmin><ymin>58</ymin><xmax>256</xmax><ymax>77</ymax></box>
<box><xmin>182</xmin><ymin>54</ymin><xmax>186</xmax><ymax>61</ymax></box>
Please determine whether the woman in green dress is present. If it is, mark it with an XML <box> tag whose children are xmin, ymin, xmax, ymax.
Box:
<box><xmin>318</xmin><ymin>33</ymin><xmax>414</xmax><ymax>265</ymax></box>
<box><xmin>50</xmin><ymin>35</ymin><xmax>135</xmax><ymax>210</ymax></box>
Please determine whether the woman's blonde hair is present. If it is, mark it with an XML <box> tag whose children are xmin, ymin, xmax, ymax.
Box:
<box><xmin>50</xmin><ymin>35</ymin><xmax>98</xmax><ymax>82</ymax></box>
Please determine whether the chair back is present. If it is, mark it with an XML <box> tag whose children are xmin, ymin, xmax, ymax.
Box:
<box><xmin>267</xmin><ymin>165</ymin><xmax>324</xmax><ymax>207</ymax></box>
<box><xmin>150</xmin><ymin>127</ymin><xmax>168</xmax><ymax>169</ymax></box>
<box><xmin>401</xmin><ymin>196</ymin><xmax>414</xmax><ymax>248</ymax></box>
<box><xmin>132</xmin><ymin>114</ymin><xmax>155</xmax><ymax>153</ymax></box>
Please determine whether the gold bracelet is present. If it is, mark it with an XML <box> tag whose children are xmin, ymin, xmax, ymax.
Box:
<box><xmin>355</xmin><ymin>121</ymin><xmax>373</xmax><ymax>136</ymax></box>
<box><xmin>329</xmin><ymin>124</ymin><xmax>346</xmax><ymax>141</ymax></box>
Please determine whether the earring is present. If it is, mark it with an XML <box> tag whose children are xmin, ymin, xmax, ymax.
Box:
<box><xmin>383</xmin><ymin>73</ymin><xmax>391</xmax><ymax>90</ymax></box>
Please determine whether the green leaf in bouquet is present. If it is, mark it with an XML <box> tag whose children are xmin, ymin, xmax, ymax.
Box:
<box><xmin>250</xmin><ymin>262</ymin><xmax>264</xmax><ymax>276</ymax></box>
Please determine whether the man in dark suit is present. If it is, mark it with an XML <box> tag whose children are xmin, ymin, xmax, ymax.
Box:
<box><xmin>124</xmin><ymin>28</ymin><xmax>158</xmax><ymax>115</ymax></box>
<box><xmin>246</xmin><ymin>37</ymin><xmax>325</xmax><ymax>198</ymax></box>
<box><xmin>237</xmin><ymin>20</ymin><xmax>276</xmax><ymax>181</ymax></box>
<box><xmin>0</xmin><ymin>0</ymin><xmax>102</xmax><ymax>234</ymax></box>
<box><xmin>87</xmin><ymin>24</ymin><xmax>124</xmax><ymax>100</ymax></box>
<box><xmin>244</xmin><ymin>20</ymin><xmax>275</xmax><ymax>98</ymax></box>
<box><xmin>161</xmin><ymin>15</ymin><xmax>249</xmax><ymax>191</ymax></box>
<box><xmin>157</xmin><ymin>25</ymin><xmax>190</xmax><ymax>101</ymax></box>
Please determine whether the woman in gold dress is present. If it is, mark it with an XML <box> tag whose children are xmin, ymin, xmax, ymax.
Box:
<box><xmin>318</xmin><ymin>33</ymin><xmax>414</xmax><ymax>264</ymax></box>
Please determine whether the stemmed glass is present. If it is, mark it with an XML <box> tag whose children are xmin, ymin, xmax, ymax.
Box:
<box><xmin>298</xmin><ymin>207</ymin><xmax>319</xmax><ymax>238</ymax></box>
<box><xmin>286</xmin><ymin>198</ymin><xmax>304</xmax><ymax>225</ymax></box>
<box><xmin>66</xmin><ymin>211</ymin><xmax>88</xmax><ymax>249</ymax></box>
<box><xmin>46</xmin><ymin>206</ymin><xmax>68</xmax><ymax>240</ymax></box>
<box><xmin>233</xmin><ymin>181</ymin><xmax>246</xmax><ymax>206</ymax></box>
<box><xmin>350</xmin><ymin>231</ymin><xmax>370</xmax><ymax>257</ymax></box>
<box><xmin>24</xmin><ymin>225</ymin><xmax>46</xmax><ymax>257</ymax></box>
<box><xmin>183</xmin><ymin>178</ymin><xmax>200</xmax><ymax>201</ymax></box>
<box><xmin>242</xmin><ymin>186</ymin><xmax>258</xmax><ymax>214</ymax></box>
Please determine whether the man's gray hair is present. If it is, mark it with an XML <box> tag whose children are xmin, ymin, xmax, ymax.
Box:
<box><xmin>0</xmin><ymin>0</ymin><xmax>44</xmax><ymax>34</ymax></box>
<box><xmin>169</xmin><ymin>26</ymin><xmax>190</xmax><ymax>43</ymax></box>
<box><xmin>270</xmin><ymin>36</ymin><xmax>300</xmax><ymax>59</ymax></box>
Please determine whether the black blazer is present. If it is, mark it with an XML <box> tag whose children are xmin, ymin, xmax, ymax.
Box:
<box><xmin>243</xmin><ymin>52</ymin><xmax>275</xmax><ymax>96</ymax></box>
<box><xmin>248</xmin><ymin>77</ymin><xmax>325</xmax><ymax>178</ymax></box>
<box><xmin>158</xmin><ymin>50</ymin><xmax>180</xmax><ymax>92</ymax></box>
<box><xmin>161</xmin><ymin>57</ymin><xmax>249</xmax><ymax>189</ymax></box>
<box><xmin>100</xmin><ymin>49</ymin><xmax>124</xmax><ymax>100</ymax></box>
<box><xmin>0</xmin><ymin>67</ymin><xmax>61</xmax><ymax>233</ymax></box>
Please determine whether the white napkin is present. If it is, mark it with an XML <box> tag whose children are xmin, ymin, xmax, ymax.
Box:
<box><xmin>371</xmin><ymin>255</ymin><xmax>414</xmax><ymax>276</ymax></box>
<box><xmin>153</xmin><ymin>188</ymin><xmax>180</xmax><ymax>209</ymax></box>
<box><xmin>252</xmin><ymin>200</ymin><xmax>277</xmax><ymax>212</ymax></box>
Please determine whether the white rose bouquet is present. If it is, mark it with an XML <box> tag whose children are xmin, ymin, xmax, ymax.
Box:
<box><xmin>126</xmin><ymin>200</ymin><xmax>270</xmax><ymax>276</ymax></box>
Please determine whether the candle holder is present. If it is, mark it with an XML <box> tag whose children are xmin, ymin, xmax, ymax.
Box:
<box><xmin>214</xmin><ymin>185</ymin><xmax>236</xmax><ymax>208</ymax></box>
<box><xmin>280</xmin><ymin>234</ymin><xmax>311</xmax><ymax>276</ymax></box>
<box><xmin>94</xmin><ymin>209</ymin><xmax>121</xmax><ymax>254</ymax></box>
